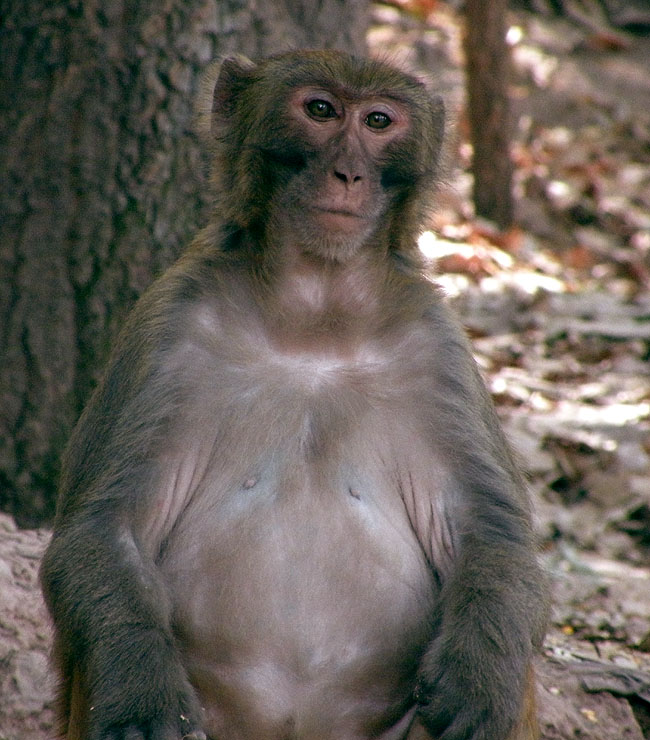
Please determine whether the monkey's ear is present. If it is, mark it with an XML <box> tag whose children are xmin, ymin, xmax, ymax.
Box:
<box><xmin>195</xmin><ymin>55</ymin><xmax>256</xmax><ymax>139</ymax></box>
<box><xmin>212</xmin><ymin>55</ymin><xmax>256</xmax><ymax>122</ymax></box>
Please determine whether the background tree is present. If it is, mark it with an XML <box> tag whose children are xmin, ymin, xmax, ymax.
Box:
<box><xmin>0</xmin><ymin>0</ymin><xmax>369</xmax><ymax>525</ymax></box>
<box><xmin>464</xmin><ymin>0</ymin><xmax>514</xmax><ymax>228</ymax></box>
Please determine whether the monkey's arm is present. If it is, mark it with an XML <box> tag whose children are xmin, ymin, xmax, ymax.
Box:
<box><xmin>40</xmin><ymin>297</ymin><xmax>206</xmax><ymax>740</ymax></box>
<box><xmin>413</xmin><ymin>305</ymin><xmax>548</xmax><ymax>740</ymax></box>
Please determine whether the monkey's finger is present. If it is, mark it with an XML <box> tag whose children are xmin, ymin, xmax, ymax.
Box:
<box><xmin>436</xmin><ymin>705</ymin><xmax>514</xmax><ymax>740</ymax></box>
<box><xmin>435</xmin><ymin>715</ymin><xmax>475</xmax><ymax>740</ymax></box>
<box><xmin>149</xmin><ymin>718</ymin><xmax>207</xmax><ymax>740</ymax></box>
<box><xmin>87</xmin><ymin>726</ymin><xmax>144</xmax><ymax>740</ymax></box>
<box><xmin>419</xmin><ymin>708</ymin><xmax>453</xmax><ymax>738</ymax></box>
<box><xmin>123</xmin><ymin>727</ymin><xmax>146</xmax><ymax>740</ymax></box>
<box><xmin>176</xmin><ymin>731</ymin><xmax>207</xmax><ymax>740</ymax></box>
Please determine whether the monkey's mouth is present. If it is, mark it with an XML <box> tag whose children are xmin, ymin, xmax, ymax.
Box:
<box><xmin>312</xmin><ymin>207</ymin><xmax>366</xmax><ymax>230</ymax></box>
<box><xmin>315</xmin><ymin>206</ymin><xmax>362</xmax><ymax>217</ymax></box>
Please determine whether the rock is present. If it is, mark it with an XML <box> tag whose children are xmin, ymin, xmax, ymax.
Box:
<box><xmin>0</xmin><ymin>512</ymin><xmax>55</xmax><ymax>740</ymax></box>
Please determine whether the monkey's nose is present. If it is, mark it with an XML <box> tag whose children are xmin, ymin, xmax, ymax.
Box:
<box><xmin>334</xmin><ymin>169</ymin><xmax>363</xmax><ymax>185</ymax></box>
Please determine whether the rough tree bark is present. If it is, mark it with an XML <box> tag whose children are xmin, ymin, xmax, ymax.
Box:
<box><xmin>463</xmin><ymin>0</ymin><xmax>514</xmax><ymax>228</ymax></box>
<box><xmin>0</xmin><ymin>0</ymin><xmax>369</xmax><ymax>525</ymax></box>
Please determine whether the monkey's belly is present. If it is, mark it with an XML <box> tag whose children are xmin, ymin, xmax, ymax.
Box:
<box><xmin>162</xmin><ymin>463</ymin><xmax>436</xmax><ymax>740</ymax></box>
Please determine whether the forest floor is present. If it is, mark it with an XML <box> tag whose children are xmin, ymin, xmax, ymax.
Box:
<box><xmin>2</xmin><ymin>4</ymin><xmax>650</xmax><ymax>740</ymax></box>
<box><xmin>369</xmin><ymin>2</ymin><xmax>650</xmax><ymax>737</ymax></box>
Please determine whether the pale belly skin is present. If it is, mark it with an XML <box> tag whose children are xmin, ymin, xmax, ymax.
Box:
<box><xmin>158</xmin><ymin>432</ymin><xmax>444</xmax><ymax>740</ymax></box>
<box><xmin>130</xmin><ymin>305</ymin><xmax>460</xmax><ymax>740</ymax></box>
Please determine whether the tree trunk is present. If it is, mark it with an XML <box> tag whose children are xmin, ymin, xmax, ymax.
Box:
<box><xmin>0</xmin><ymin>0</ymin><xmax>368</xmax><ymax>526</ymax></box>
<box><xmin>463</xmin><ymin>0</ymin><xmax>514</xmax><ymax>228</ymax></box>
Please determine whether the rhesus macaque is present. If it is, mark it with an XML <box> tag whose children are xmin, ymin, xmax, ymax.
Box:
<box><xmin>41</xmin><ymin>50</ymin><xmax>547</xmax><ymax>740</ymax></box>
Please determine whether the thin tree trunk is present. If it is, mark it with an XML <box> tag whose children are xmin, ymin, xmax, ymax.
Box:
<box><xmin>0</xmin><ymin>0</ymin><xmax>368</xmax><ymax>525</ymax></box>
<box><xmin>464</xmin><ymin>0</ymin><xmax>514</xmax><ymax>228</ymax></box>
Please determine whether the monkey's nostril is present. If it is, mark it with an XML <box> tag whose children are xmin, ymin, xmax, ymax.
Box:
<box><xmin>334</xmin><ymin>170</ymin><xmax>363</xmax><ymax>184</ymax></box>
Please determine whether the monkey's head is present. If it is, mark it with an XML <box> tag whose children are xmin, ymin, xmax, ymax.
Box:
<box><xmin>206</xmin><ymin>50</ymin><xmax>445</xmax><ymax>262</ymax></box>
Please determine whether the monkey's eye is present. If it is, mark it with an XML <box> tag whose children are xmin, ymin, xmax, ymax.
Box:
<box><xmin>306</xmin><ymin>99</ymin><xmax>337</xmax><ymax>120</ymax></box>
<box><xmin>365</xmin><ymin>111</ymin><xmax>392</xmax><ymax>130</ymax></box>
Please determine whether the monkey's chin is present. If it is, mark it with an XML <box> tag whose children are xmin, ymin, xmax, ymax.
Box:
<box><xmin>282</xmin><ymin>207</ymin><xmax>373</xmax><ymax>261</ymax></box>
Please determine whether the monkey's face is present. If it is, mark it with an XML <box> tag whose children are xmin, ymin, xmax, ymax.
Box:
<box><xmin>210</xmin><ymin>52</ymin><xmax>444</xmax><ymax>261</ymax></box>
<box><xmin>260</xmin><ymin>85</ymin><xmax>413</xmax><ymax>261</ymax></box>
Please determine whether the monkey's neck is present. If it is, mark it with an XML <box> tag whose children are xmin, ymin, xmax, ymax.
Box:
<box><xmin>256</xmin><ymin>244</ymin><xmax>393</xmax><ymax>350</ymax></box>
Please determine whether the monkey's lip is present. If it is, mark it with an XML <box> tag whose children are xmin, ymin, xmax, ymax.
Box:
<box><xmin>312</xmin><ymin>206</ymin><xmax>366</xmax><ymax>226</ymax></box>
<box><xmin>315</xmin><ymin>207</ymin><xmax>362</xmax><ymax>217</ymax></box>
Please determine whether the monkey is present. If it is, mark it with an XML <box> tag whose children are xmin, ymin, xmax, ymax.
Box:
<box><xmin>41</xmin><ymin>50</ymin><xmax>547</xmax><ymax>740</ymax></box>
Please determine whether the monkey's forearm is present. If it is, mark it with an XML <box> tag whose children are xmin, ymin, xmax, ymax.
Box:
<box><xmin>415</xmin><ymin>541</ymin><xmax>546</xmax><ymax>740</ymax></box>
<box><xmin>42</xmin><ymin>522</ymin><xmax>205</xmax><ymax>739</ymax></box>
<box><xmin>43</xmin><ymin>524</ymin><xmax>169</xmax><ymax>631</ymax></box>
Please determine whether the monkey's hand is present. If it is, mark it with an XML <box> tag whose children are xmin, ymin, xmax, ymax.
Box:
<box><xmin>87</xmin><ymin>695</ymin><xmax>206</xmax><ymax>740</ymax></box>
<box><xmin>87</xmin><ymin>694</ymin><xmax>206</xmax><ymax>740</ymax></box>
<box><xmin>414</xmin><ymin>627</ymin><xmax>531</xmax><ymax>740</ymax></box>
<box><xmin>90</xmin><ymin>720</ymin><xmax>205</xmax><ymax>740</ymax></box>
<box><xmin>85</xmin><ymin>644</ymin><xmax>207</xmax><ymax>740</ymax></box>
